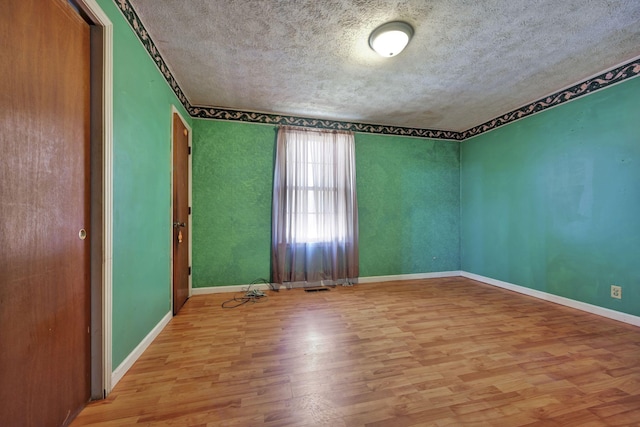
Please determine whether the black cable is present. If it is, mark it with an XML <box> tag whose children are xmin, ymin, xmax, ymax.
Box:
<box><xmin>221</xmin><ymin>280</ymin><xmax>271</xmax><ymax>308</ymax></box>
<box><xmin>221</xmin><ymin>293</ymin><xmax>265</xmax><ymax>308</ymax></box>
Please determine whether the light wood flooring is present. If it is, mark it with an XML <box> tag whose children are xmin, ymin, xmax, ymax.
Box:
<box><xmin>71</xmin><ymin>278</ymin><xmax>640</xmax><ymax>426</ymax></box>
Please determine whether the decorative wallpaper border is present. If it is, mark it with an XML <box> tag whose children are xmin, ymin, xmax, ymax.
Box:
<box><xmin>188</xmin><ymin>106</ymin><xmax>462</xmax><ymax>140</ymax></box>
<box><xmin>115</xmin><ymin>0</ymin><xmax>191</xmax><ymax>111</ymax></box>
<box><xmin>116</xmin><ymin>0</ymin><xmax>639</xmax><ymax>141</ymax></box>
<box><xmin>461</xmin><ymin>58</ymin><xmax>640</xmax><ymax>139</ymax></box>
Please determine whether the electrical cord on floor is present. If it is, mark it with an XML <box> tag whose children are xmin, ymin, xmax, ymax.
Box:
<box><xmin>221</xmin><ymin>279</ymin><xmax>274</xmax><ymax>308</ymax></box>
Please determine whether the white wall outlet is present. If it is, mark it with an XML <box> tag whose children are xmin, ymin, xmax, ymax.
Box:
<box><xmin>611</xmin><ymin>285</ymin><xmax>622</xmax><ymax>299</ymax></box>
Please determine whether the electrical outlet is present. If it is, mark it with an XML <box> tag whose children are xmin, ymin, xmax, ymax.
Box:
<box><xmin>611</xmin><ymin>285</ymin><xmax>622</xmax><ymax>299</ymax></box>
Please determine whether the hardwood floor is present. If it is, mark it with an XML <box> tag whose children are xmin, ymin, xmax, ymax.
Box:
<box><xmin>72</xmin><ymin>278</ymin><xmax>640</xmax><ymax>426</ymax></box>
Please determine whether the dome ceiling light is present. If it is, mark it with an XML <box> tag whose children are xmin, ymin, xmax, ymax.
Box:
<box><xmin>369</xmin><ymin>21</ymin><xmax>414</xmax><ymax>57</ymax></box>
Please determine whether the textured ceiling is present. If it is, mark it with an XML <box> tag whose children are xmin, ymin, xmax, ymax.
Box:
<box><xmin>130</xmin><ymin>0</ymin><xmax>640</xmax><ymax>132</ymax></box>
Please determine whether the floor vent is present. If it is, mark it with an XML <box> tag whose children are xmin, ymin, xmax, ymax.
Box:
<box><xmin>304</xmin><ymin>287</ymin><xmax>330</xmax><ymax>292</ymax></box>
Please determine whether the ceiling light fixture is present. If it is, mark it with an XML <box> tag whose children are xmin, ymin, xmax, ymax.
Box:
<box><xmin>369</xmin><ymin>21</ymin><xmax>414</xmax><ymax>57</ymax></box>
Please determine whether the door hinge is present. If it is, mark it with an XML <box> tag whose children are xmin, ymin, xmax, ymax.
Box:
<box><xmin>188</xmin><ymin>146</ymin><xmax>191</xmax><ymax>155</ymax></box>
<box><xmin>188</xmin><ymin>206</ymin><xmax>191</xmax><ymax>215</ymax></box>
<box><xmin>188</xmin><ymin>267</ymin><xmax>192</xmax><ymax>276</ymax></box>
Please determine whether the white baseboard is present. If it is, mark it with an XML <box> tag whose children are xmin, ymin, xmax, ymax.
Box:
<box><xmin>357</xmin><ymin>271</ymin><xmax>462</xmax><ymax>284</ymax></box>
<box><xmin>191</xmin><ymin>282</ymin><xmax>273</xmax><ymax>295</ymax></box>
<box><xmin>111</xmin><ymin>311</ymin><xmax>172</xmax><ymax>388</ymax></box>
<box><xmin>461</xmin><ymin>271</ymin><xmax>640</xmax><ymax>328</ymax></box>
<box><xmin>192</xmin><ymin>272</ymin><xmax>462</xmax><ymax>294</ymax></box>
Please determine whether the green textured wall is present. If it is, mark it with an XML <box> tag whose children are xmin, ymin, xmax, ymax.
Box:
<box><xmin>461</xmin><ymin>76</ymin><xmax>640</xmax><ymax>316</ymax></box>
<box><xmin>97</xmin><ymin>0</ymin><xmax>191</xmax><ymax>367</ymax></box>
<box><xmin>192</xmin><ymin>121</ymin><xmax>460</xmax><ymax>286</ymax></box>
<box><xmin>192</xmin><ymin>120</ymin><xmax>275</xmax><ymax>287</ymax></box>
<box><xmin>356</xmin><ymin>133</ymin><xmax>460</xmax><ymax>276</ymax></box>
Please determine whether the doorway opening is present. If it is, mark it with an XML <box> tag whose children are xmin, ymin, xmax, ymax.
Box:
<box><xmin>72</xmin><ymin>0</ymin><xmax>114</xmax><ymax>399</ymax></box>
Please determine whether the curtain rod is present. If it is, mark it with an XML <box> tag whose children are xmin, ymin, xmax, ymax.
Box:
<box><xmin>277</xmin><ymin>125</ymin><xmax>352</xmax><ymax>135</ymax></box>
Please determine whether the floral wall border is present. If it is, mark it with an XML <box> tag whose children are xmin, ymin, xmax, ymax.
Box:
<box><xmin>188</xmin><ymin>106</ymin><xmax>462</xmax><ymax>140</ymax></box>
<box><xmin>461</xmin><ymin>58</ymin><xmax>640</xmax><ymax>140</ymax></box>
<box><xmin>116</xmin><ymin>0</ymin><xmax>639</xmax><ymax>141</ymax></box>
<box><xmin>115</xmin><ymin>0</ymin><xmax>191</xmax><ymax>111</ymax></box>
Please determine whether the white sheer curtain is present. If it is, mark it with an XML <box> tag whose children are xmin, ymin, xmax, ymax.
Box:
<box><xmin>272</xmin><ymin>126</ymin><xmax>359</xmax><ymax>285</ymax></box>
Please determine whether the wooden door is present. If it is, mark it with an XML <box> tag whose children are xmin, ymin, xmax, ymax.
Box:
<box><xmin>172</xmin><ymin>113</ymin><xmax>190</xmax><ymax>315</ymax></box>
<box><xmin>0</xmin><ymin>0</ymin><xmax>92</xmax><ymax>426</ymax></box>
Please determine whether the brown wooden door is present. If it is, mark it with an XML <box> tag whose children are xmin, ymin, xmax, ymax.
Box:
<box><xmin>172</xmin><ymin>113</ymin><xmax>190</xmax><ymax>315</ymax></box>
<box><xmin>0</xmin><ymin>0</ymin><xmax>91</xmax><ymax>426</ymax></box>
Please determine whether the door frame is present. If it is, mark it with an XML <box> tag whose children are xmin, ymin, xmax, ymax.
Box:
<box><xmin>170</xmin><ymin>106</ymin><xmax>193</xmax><ymax>314</ymax></box>
<box><xmin>73</xmin><ymin>0</ymin><xmax>114</xmax><ymax>398</ymax></box>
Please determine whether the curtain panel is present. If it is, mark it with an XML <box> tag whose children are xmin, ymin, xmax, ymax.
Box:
<box><xmin>271</xmin><ymin>126</ymin><xmax>359</xmax><ymax>284</ymax></box>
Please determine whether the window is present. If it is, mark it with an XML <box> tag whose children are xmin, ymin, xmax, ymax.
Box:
<box><xmin>287</xmin><ymin>138</ymin><xmax>346</xmax><ymax>243</ymax></box>
<box><xmin>271</xmin><ymin>127</ymin><xmax>358</xmax><ymax>283</ymax></box>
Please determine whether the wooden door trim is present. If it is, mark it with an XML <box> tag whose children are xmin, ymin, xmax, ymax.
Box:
<box><xmin>74</xmin><ymin>0</ymin><xmax>114</xmax><ymax>398</ymax></box>
<box><xmin>170</xmin><ymin>105</ymin><xmax>193</xmax><ymax>316</ymax></box>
